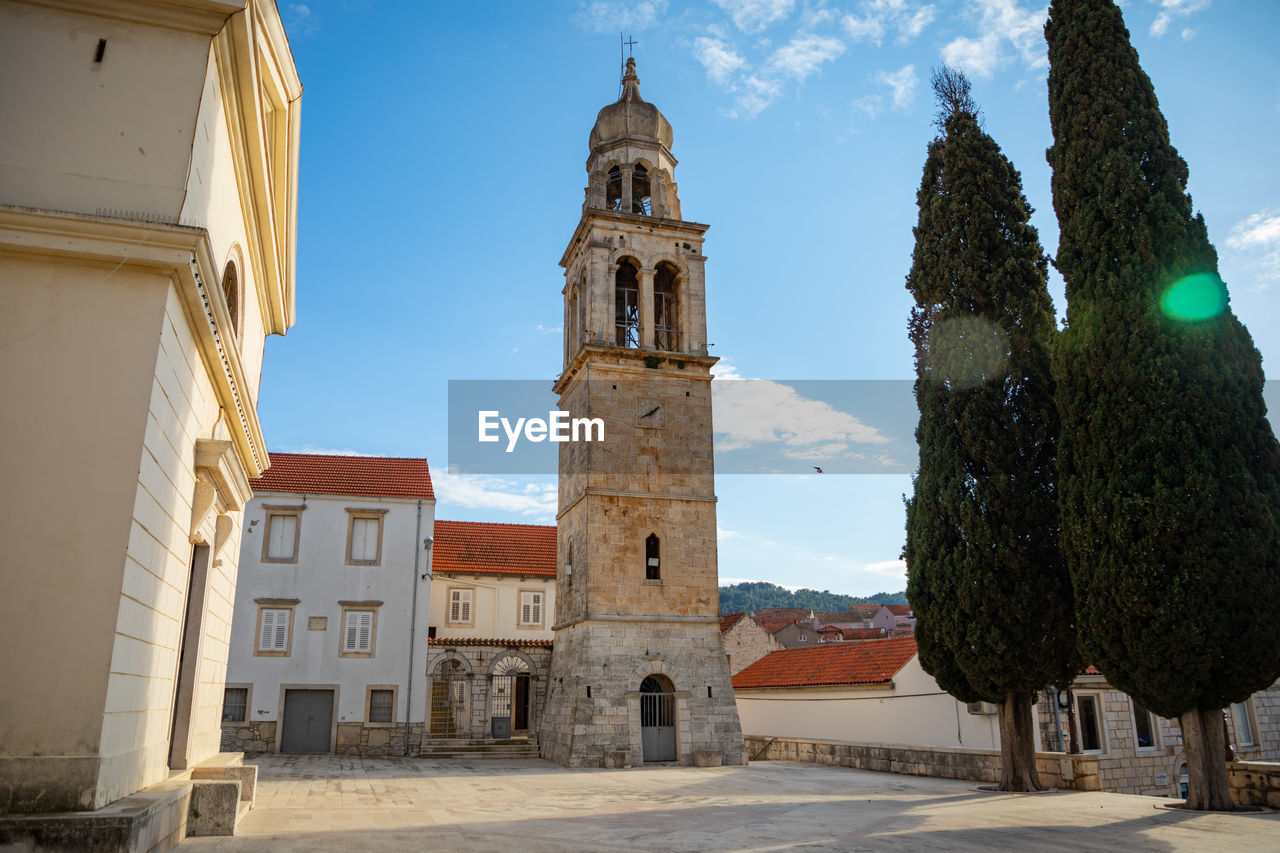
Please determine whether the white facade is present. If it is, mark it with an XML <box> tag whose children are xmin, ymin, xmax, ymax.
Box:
<box><xmin>428</xmin><ymin>574</ymin><xmax>556</xmax><ymax>642</ymax></box>
<box><xmin>226</xmin><ymin>489</ymin><xmax>434</xmax><ymax>751</ymax></box>
<box><xmin>735</xmin><ymin>655</ymin><xmax>1000</xmax><ymax>750</ymax></box>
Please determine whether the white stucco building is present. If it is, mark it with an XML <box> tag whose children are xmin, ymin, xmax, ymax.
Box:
<box><xmin>0</xmin><ymin>0</ymin><xmax>299</xmax><ymax>836</ymax></box>
<box><xmin>733</xmin><ymin>638</ymin><xmax>999</xmax><ymax>749</ymax></box>
<box><xmin>222</xmin><ymin>453</ymin><xmax>435</xmax><ymax>755</ymax></box>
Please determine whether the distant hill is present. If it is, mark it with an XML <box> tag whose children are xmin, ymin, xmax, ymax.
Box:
<box><xmin>719</xmin><ymin>581</ymin><xmax>908</xmax><ymax>615</ymax></box>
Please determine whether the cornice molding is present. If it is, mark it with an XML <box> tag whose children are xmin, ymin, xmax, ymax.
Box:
<box><xmin>17</xmin><ymin>0</ymin><xmax>244</xmax><ymax>35</ymax></box>
<box><xmin>0</xmin><ymin>205</ymin><xmax>269</xmax><ymax>476</ymax></box>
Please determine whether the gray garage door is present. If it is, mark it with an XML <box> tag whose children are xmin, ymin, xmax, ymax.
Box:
<box><xmin>281</xmin><ymin>689</ymin><xmax>333</xmax><ymax>754</ymax></box>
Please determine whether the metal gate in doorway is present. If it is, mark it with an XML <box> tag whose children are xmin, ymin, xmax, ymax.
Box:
<box><xmin>640</xmin><ymin>676</ymin><xmax>676</xmax><ymax>762</ymax></box>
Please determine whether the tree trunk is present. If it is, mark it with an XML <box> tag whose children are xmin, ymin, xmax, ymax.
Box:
<box><xmin>1180</xmin><ymin>708</ymin><xmax>1237</xmax><ymax>810</ymax></box>
<box><xmin>997</xmin><ymin>692</ymin><xmax>1044</xmax><ymax>791</ymax></box>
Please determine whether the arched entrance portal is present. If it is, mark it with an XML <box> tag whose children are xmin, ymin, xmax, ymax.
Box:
<box><xmin>431</xmin><ymin>658</ymin><xmax>467</xmax><ymax>737</ymax></box>
<box><xmin>490</xmin><ymin>655</ymin><xmax>531</xmax><ymax>739</ymax></box>
<box><xmin>640</xmin><ymin>675</ymin><xmax>676</xmax><ymax>762</ymax></box>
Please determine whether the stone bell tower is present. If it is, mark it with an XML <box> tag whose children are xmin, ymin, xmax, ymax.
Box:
<box><xmin>539</xmin><ymin>58</ymin><xmax>746</xmax><ymax>768</ymax></box>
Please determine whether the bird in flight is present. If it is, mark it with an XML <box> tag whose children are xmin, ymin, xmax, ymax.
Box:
<box><xmin>813</xmin><ymin>466</ymin><xmax>823</xmax><ymax>474</ymax></box>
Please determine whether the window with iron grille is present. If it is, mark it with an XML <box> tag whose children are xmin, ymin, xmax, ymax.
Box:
<box><xmin>368</xmin><ymin>688</ymin><xmax>394</xmax><ymax>724</ymax></box>
<box><xmin>222</xmin><ymin>687</ymin><xmax>248</xmax><ymax>723</ymax></box>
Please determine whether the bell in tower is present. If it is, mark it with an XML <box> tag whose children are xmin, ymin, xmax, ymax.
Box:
<box><xmin>539</xmin><ymin>57</ymin><xmax>746</xmax><ymax>768</ymax></box>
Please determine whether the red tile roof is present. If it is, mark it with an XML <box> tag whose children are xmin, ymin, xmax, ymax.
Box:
<box><xmin>732</xmin><ymin>637</ymin><xmax>917</xmax><ymax>689</ymax></box>
<box><xmin>428</xmin><ymin>637</ymin><xmax>553</xmax><ymax>648</ymax></box>
<box><xmin>842</xmin><ymin>627</ymin><xmax>889</xmax><ymax>640</ymax></box>
<box><xmin>432</xmin><ymin>520</ymin><xmax>556</xmax><ymax>577</ymax></box>
<box><xmin>253</xmin><ymin>452</ymin><xmax>434</xmax><ymax>500</ymax></box>
<box><xmin>885</xmin><ymin>604</ymin><xmax>913</xmax><ymax>616</ymax></box>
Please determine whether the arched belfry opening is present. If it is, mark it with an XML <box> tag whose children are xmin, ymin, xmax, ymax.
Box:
<box><xmin>640</xmin><ymin>675</ymin><xmax>676</xmax><ymax>762</ymax></box>
<box><xmin>615</xmin><ymin>261</ymin><xmax>640</xmax><ymax>347</ymax></box>
<box><xmin>607</xmin><ymin>166</ymin><xmax>623</xmax><ymax>212</ymax></box>
<box><xmin>654</xmin><ymin>264</ymin><xmax>679</xmax><ymax>351</ymax></box>
<box><xmin>632</xmin><ymin>164</ymin><xmax>651</xmax><ymax>215</ymax></box>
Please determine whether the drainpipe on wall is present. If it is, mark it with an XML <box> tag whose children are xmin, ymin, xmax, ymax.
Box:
<box><xmin>404</xmin><ymin>500</ymin><xmax>424</xmax><ymax>756</ymax></box>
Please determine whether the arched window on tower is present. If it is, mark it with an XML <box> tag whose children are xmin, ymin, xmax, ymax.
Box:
<box><xmin>607</xmin><ymin>166</ymin><xmax>623</xmax><ymax>211</ymax></box>
<box><xmin>615</xmin><ymin>262</ymin><xmax>640</xmax><ymax>347</ymax></box>
<box><xmin>654</xmin><ymin>263</ymin><xmax>680</xmax><ymax>351</ymax></box>
<box><xmin>221</xmin><ymin>261</ymin><xmax>239</xmax><ymax>337</ymax></box>
<box><xmin>632</xmin><ymin>164</ymin><xmax>651</xmax><ymax>215</ymax></box>
<box><xmin>645</xmin><ymin>533</ymin><xmax>660</xmax><ymax>580</ymax></box>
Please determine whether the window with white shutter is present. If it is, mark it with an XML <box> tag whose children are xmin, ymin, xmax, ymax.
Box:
<box><xmin>264</xmin><ymin>514</ymin><xmax>299</xmax><ymax>561</ymax></box>
<box><xmin>346</xmin><ymin>511</ymin><xmax>385</xmax><ymax>565</ymax></box>
<box><xmin>343</xmin><ymin>609</ymin><xmax>375</xmax><ymax>654</ymax></box>
<box><xmin>257</xmin><ymin>607</ymin><xmax>291</xmax><ymax>653</ymax></box>
<box><xmin>448</xmin><ymin>588</ymin><xmax>473</xmax><ymax>625</ymax></box>
<box><xmin>519</xmin><ymin>590</ymin><xmax>543</xmax><ymax>626</ymax></box>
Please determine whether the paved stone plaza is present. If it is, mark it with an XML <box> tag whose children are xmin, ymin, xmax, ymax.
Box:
<box><xmin>182</xmin><ymin>756</ymin><xmax>1277</xmax><ymax>852</ymax></box>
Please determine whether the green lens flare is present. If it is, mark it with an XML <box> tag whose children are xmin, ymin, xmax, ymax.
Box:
<box><xmin>1161</xmin><ymin>273</ymin><xmax>1227</xmax><ymax>321</ymax></box>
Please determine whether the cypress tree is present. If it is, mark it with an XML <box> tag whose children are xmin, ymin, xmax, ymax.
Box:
<box><xmin>1046</xmin><ymin>0</ymin><xmax>1280</xmax><ymax>810</ymax></box>
<box><xmin>905</xmin><ymin>67</ymin><xmax>1079</xmax><ymax>792</ymax></box>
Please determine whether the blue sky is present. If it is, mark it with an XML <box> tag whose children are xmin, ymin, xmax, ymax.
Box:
<box><xmin>263</xmin><ymin>0</ymin><xmax>1280</xmax><ymax>596</ymax></box>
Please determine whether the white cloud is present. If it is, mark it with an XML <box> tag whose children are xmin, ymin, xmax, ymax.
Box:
<box><xmin>766</xmin><ymin>34</ymin><xmax>846</xmax><ymax>82</ymax></box>
<box><xmin>274</xmin><ymin>444</ymin><xmax>384</xmax><ymax>456</ymax></box>
<box><xmin>713</xmin><ymin>0</ymin><xmax>796</xmax><ymax>33</ymax></box>
<box><xmin>940</xmin><ymin>0</ymin><xmax>1047</xmax><ymax>79</ymax></box>
<box><xmin>854</xmin><ymin>93</ymin><xmax>884</xmax><ymax>117</ymax></box>
<box><xmin>877</xmin><ymin>64</ymin><xmax>918</xmax><ymax>109</ymax></box>
<box><xmin>712</xmin><ymin>379</ymin><xmax>889</xmax><ymax>452</ymax></box>
<box><xmin>433</xmin><ymin>474</ymin><xmax>557</xmax><ymax>519</ymax></box>
<box><xmin>1181</xmin><ymin>28</ymin><xmax>1196</xmax><ymax>40</ymax></box>
<box><xmin>1226</xmin><ymin>210</ymin><xmax>1280</xmax><ymax>290</ymax></box>
<box><xmin>284</xmin><ymin>4</ymin><xmax>318</xmax><ymax>37</ymax></box>
<box><xmin>577</xmin><ymin>0</ymin><xmax>668</xmax><ymax>33</ymax></box>
<box><xmin>694</xmin><ymin>36</ymin><xmax>750</xmax><ymax>86</ymax></box>
<box><xmin>1151</xmin><ymin>0</ymin><xmax>1211</xmax><ymax>39</ymax></box>
<box><xmin>729</xmin><ymin>74</ymin><xmax>783</xmax><ymax>118</ymax></box>
<box><xmin>864</xmin><ymin>559</ymin><xmax>908</xmax><ymax>581</ymax></box>
<box><xmin>842</xmin><ymin>0</ymin><xmax>936</xmax><ymax>47</ymax></box>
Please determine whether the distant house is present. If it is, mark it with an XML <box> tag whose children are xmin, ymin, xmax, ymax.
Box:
<box><xmin>733</xmin><ymin>638</ymin><xmax>999</xmax><ymax>749</ymax></box>
<box><xmin>426</xmin><ymin>520</ymin><xmax>557</xmax><ymax>740</ymax></box>
<box><xmin>1034</xmin><ymin>668</ymin><xmax>1280</xmax><ymax>798</ymax></box>
<box><xmin>720</xmin><ymin>612</ymin><xmax>783</xmax><ymax>675</ymax></box>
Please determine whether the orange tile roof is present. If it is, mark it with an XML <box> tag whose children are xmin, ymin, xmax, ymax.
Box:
<box><xmin>732</xmin><ymin>637</ymin><xmax>917</xmax><ymax>689</ymax></box>
<box><xmin>428</xmin><ymin>637</ymin><xmax>553</xmax><ymax>648</ymax></box>
<box><xmin>253</xmin><ymin>452</ymin><xmax>434</xmax><ymax>499</ymax></box>
<box><xmin>842</xmin><ymin>627</ymin><xmax>888</xmax><ymax>640</ymax></box>
<box><xmin>720</xmin><ymin>612</ymin><xmax>746</xmax><ymax>633</ymax></box>
<box><xmin>885</xmin><ymin>604</ymin><xmax>913</xmax><ymax>616</ymax></box>
<box><xmin>432</xmin><ymin>520</ymin><xmax>556</xmax><ymax>577</ymax></box>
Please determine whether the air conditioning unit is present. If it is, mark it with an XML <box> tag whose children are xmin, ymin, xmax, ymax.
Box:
<box><xmin>966</xmin><ymin>701</ymin><xmax>998</xmax><ymax>715</ymax></box>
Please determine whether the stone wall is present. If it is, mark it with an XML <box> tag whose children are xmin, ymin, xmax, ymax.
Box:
<box><xmin>336</xmin><ymin>723</ymin><xmax>428</xmax><ymax>756</ymax></box>
<box><xmin>743</xmin><ymin>735</ymin><xmax>1102</xmax><ymax>791</ymax></box>
<box><xmin>1227</xmin><ymin>760</ymin><xmax>1280</xmax><ymax>807</ymax></box>
<box><xmin>221</xmin><ymin>721</ymin><xmax>276</xmax><ymax>755</ymax></box>
<box><xmin>723</xmin><ymin>615</ymin><xmax>781</xmax><ymax>675</ymax></box>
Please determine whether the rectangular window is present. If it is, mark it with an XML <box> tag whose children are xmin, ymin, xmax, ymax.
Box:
<box><xmin>222</xmin><ymin>687</ymin><xmax>248</xmax><ymax>723</ymax></box>
<box><xmin>263</xmin><ymin>512</ymin><xmax>300</xmax><ymax>562</ymax></box>
<box><xmin>368</xmin><ymin>688</ymin><xmax>394</xmax><ymax>724</ymax></box>
<box><xmin>1231</xmin><ymin>702</ymin><xmax>1256</xmax><ymax>747</ymax></box>
<box><xmin>519</xmin><ymin>591</ymin><xmax>543</xmax><ymax>626</ymax></box>
<box><xmin>1078</xmin><ymin>694</ymin><xmax>1104</xmax><ymax>753</ymax></box>
<box><xmin>346</xmin><ymin>509</ymin><xmax>386</xmax><ymax>565</ymax></box>
<box><xmin>343</xmin><ymin>609</ymin><xmax>375</xmax><ymax>654</ymax></box>
<box><xmin>257</xmin><ymin>607</ymin><xmax>291</xmax><ymax>653</ymax></box>
<box><xmin>1132</xmin><ymin>700</ymin><xmax>1157</xmax><ymax>749</ymax></box>
<box><xmin>449</xmin><ymin>588</ymin><xmax>473</xmax><ymax>625</ymax></box>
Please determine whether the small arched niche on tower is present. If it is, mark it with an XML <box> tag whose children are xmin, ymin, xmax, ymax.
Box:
<box><xmin>645</xmin><ymin>532</ymin><xmax>661</xmax><ymax>580</ymax></box>
<box><xmin>653</xmin><ymin>263</ymin><xmax>680</xmax><ymax>351</ymax></box>
<box><xmin>615</xmin><ymin>260</ymin><xmax>640</xmax><ymax>347</ymax></box>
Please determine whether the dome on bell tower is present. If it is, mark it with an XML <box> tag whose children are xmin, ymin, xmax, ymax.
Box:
<box><xmin>588</xmin><ymin>57</ymin><xmax>673</xmax><ymax>152</ymax></box>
